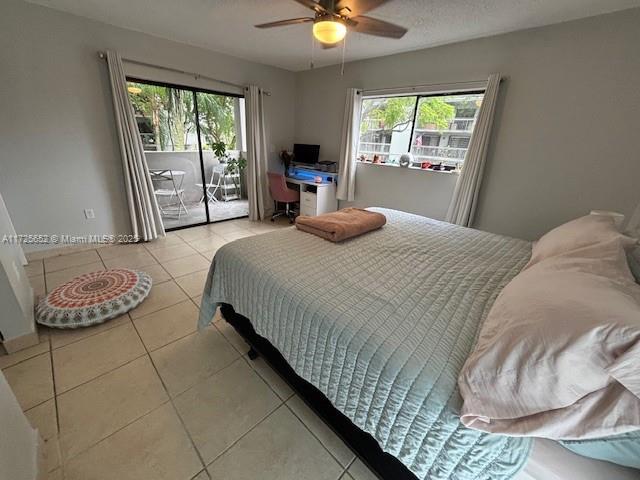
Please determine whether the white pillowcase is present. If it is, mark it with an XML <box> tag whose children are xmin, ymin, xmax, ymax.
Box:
<box><xmin>527</xmin><ymin>214</ymin><xmax>636</xmax><ymax>267</ymax></box>
<box><xmin>458</xmin><ymin>238</ymin><xmax>640</xmax><ymax>440</ymax></box>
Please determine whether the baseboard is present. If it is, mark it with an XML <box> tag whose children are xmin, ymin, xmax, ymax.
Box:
<box><xmin>3</xmin><ymin>331</ymin><xmax>39</xmax><ymax>354</ymax></box>
<box><xmin>25</xmin><ymin>242</ymin><xmax>111</xmax><ymax>262</ymax></box>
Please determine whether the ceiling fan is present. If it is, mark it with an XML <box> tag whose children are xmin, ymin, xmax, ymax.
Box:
<box><xmin>255</xmin><ymin>0</ymin><xmax>407</xmax><ymax>48</ymax></box>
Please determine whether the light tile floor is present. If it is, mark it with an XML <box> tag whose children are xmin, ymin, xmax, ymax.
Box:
<box><xmin>2</xmin><ymin>217</ymin><xmax>377</xmax><ymax>480</ymax></box>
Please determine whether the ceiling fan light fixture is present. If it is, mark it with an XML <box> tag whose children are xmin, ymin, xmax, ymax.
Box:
<box><xmin>313</xmin><ymin>18</ymin><xmax>347</xmax><ymax>44</ymax></box>
<box><xmin>127</xmin><ymin>86</ymin><xmax>142</xmax><ymax>94</ymax></box>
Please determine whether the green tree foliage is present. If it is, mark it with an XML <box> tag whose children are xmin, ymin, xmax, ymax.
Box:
<box><xmin>360</xmin><ymin>97</ymin><xmax>416</xmax><ymax>135</ymax></box>
<box><xmin>127</xmin><ymin>82</ymin><xmax>238</xmax><ymax>152</ymax></box>
<box><xmin>360</xmin><ymin>96</ymin><xmax>456</xmax><ymax>136</ymax></box>
<box><xmin>196</xmin><ymin>93</ymin><xmax>237</xmax><ymax>149</ymax></box>
<box><xmin>416</xmin><ymin>98</ymin><xmax>455</xmax><ymax>129</ymax></box>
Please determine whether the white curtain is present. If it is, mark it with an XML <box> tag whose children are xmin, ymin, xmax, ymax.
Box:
<box><xmin>446</xmin><ymin>73</ymin><xmax>502</xmax><ymax>227</ymax></box>
<box><xmin>336</xmin><ymin>88</ymin><xmax>362</xmax><ymax>202</ymax></box>
<box><xmin>106</xmin><ymin>51</ymin><xmax>164</xmax><ymax>241</ymax></box>
<box><xmin>245</xmin><ymin>85</ymin><xmax>268</xmax><ymax>221</ymax></box>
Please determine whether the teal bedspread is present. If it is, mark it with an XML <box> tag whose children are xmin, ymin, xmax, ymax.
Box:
<box><xmin>199</xmin><ymin>208</ymin><xmax>532</xmax><ymax>479</ymax></box>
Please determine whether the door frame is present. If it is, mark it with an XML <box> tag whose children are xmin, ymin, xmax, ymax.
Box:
<box><xmin>126</xmin><ymin>77</ymin><xmax>246</xmax><ymax>232</ymax></box>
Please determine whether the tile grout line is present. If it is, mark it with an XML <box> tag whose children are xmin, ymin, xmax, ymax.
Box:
<box><xmin>60</xmin><ymin>398</ymin><xmax>173</xmax><ymax>465</ymax></box>
<box><xmin>210</xmin><ymin>293</ymin><xmax>356</xmax><ymax>472</ymax></box>
<box><xmin>55</xmin><ymin>351</ymin><xmax>148</xmax><ymax>397</ymax></box>
<box><xmin>214</xmin><ymin>318</ymin><xmax>298</xmax><ymax>403</ymax></box>
<box><xmin>0</xmin><ymin>344</ymin><xmax>49</xmax><ymax>371</ymax></box>
<box><xmin>344</xmin><ymin>455</ymin><xmax>357</xmax><ymax>478</ymax></box>
<box><xmin>205</xmin><ymin>400</ymin><xmax>282</xmax><ymax>473</ymax></box>
<box><xmin>202</xmin><ymin>403</ymin><xmax>288</xmax><ymax>471</ymax></box>
<box><xmin>43</xmin><ymin>250</ymin><xmax>103</xmax><ymax>275</ymax></box>
<box><xmin>144</xmin><ymin>327</ymin><xmax>202</xmax><ymax>355</ymax></box>
<box><xmin>283</xmin><ymin>400</ymin><xmax>355</xmax><ymax>472</ymax></box>
<box><xmin>47</xmin><ymin>329</ymin><xmax>64</xmax><ymax>476</ymax></box>
<box><xmin>171</xmin><ymin>269</ymin><xmax>209</xmax><ymax>299</ymax></box>
<box><xmin>128</xmin><ymin>316</ymin><xmax>211</xmax><ymax>477</ymax></box>
<box><xmin>117</xmin><ymin>319</ymin><xmax>271</xmax><ymax>476</ymax></box>
<box><xmin>47</xmin><ymin>314</ymin><xmax>133</xmax><ymax>352</ymax></box>
<box><xmin>5</xmin><ymin>363</ymin><xmax>54</xmax><ymax>415</ymax></box>
<box><xmin>145</xmin><ymin>245</ymin><xmax>199</xmax><ymax>263</ymax></box>
<box><xmin>29</xmin><ymin>223</ymin><xmax>287</xmax><ymax>477</ymax></box>
<box><xmin>131</xmin><ymin>296</ymin><xmax>192</xmax><ymax>323</ymax></box>
<box><xmin>129</xmin><ymin>289</ymin><xmax>191</xmax><ymax>322</ymax></box>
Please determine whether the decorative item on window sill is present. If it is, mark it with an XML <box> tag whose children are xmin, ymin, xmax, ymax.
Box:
<box><xmin>419</xmin><ymin>162</ymin><xmax>457</xmax><ymax>172</ymax></box>
<box><xmin>399</xmin><ymin>153</ymin><xmax>412</xmax><ymax>168</ymax></box>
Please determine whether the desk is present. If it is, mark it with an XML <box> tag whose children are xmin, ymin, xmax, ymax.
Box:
<box><xmin>285</xmin><ymin>173</ymin><xmax>338</xmax><ymax>216</ymax></box>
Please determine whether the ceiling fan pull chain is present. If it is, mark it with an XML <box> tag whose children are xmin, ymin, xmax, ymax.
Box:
<box><xmin>340</xmin><ymin>35</ymin><xmax>346</xmax><ymax>76</ymax></box>
<box><xmin>310</xmin><ymin>25</ymin><xmax>316</xmax><ymax>69</ymax></box>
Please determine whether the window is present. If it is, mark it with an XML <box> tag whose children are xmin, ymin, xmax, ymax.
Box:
<box><xmin>357</xmin><ymin>92</ymin><xmax>484</xmax><ymax>169</ymax></box>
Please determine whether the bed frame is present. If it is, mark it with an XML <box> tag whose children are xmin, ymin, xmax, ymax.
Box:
<box><xmin>220</xmin><ymin>303</ymin><xmax>418</xmax><ymax>480</ymax></box>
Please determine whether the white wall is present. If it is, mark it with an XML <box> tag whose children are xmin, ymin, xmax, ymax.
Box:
<box><xmin>347</xmin><ymin>163</ymin><xmax>458</xmax><ymax>220</ymax></box>
<box><xmin>0</xmin><ymin>372</ymin><xmax>39</xmax><ymax>480</ymax></box>
<box><xmin>0</xmin><ymin>0</ymin><xmax>296</xmax><ymax>251</ymax></box>
<box><xmin>294</xmin><ymin>8</ymin><xmax>640</xmax><ymax>240</ymax></box>
<box><xmin>0</xmin><ymin>191</ymin><xmax>35</xmax><ymax>344</ymax></box>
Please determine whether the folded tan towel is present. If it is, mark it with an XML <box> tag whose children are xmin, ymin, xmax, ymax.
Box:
<box><xmin>295</xmin><ymin>208</ymin><xmax>386</xmax><ymax>242</ymax></box>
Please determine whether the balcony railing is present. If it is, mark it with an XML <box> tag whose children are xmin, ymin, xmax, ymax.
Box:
<box><xmin>362</xmin><ymin>117</ymin><xmax>476</xmax><ymax>133</ymax></box>
<box><xmin>411</xmin><ymin>145</ymin><xmax>467</xmax><ymax>161</ymax></box>
<box><xmin>450</xmin><ymin>118</ymin><xmax>475</xmax><ymax>131</ymax></box>
<box><xmin>358</xmin><ymin>142</ymin><xmax>391</xmax><ymax>154</ymax></box>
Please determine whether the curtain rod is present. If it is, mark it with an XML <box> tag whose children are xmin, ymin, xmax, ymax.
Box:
<box><xmin>358</xmin><ymin>77</ymin><xmax>504</xmax><ymax>96</ymax></box>
<box><xmin>97</xmin><ymin>52</ymin><xmax>271</xmax><ymax>96</ymax></box>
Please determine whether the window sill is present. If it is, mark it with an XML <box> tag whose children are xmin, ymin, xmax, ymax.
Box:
<box><xmin>356</xmin><ymin>161</ymin><xmax>460</xmax><ymax>175</ymax></box>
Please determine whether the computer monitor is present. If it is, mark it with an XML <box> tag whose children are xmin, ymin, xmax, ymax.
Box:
<box><xmin>293</xmin><ymin>144</ymin><xmax>320</xmax><ymax>165</ymax></box>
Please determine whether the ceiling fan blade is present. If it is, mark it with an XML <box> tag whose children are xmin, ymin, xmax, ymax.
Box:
<box><xmin>292</xmin><ymin>0</ymin><xmax>328</xmax><ymax>13</ymax></box>
<box><xmin>255</xmin><ymin>17</ymin><xmax>314</xmax><ymax>28</ymax></box>
<box><xmin>351</xmin><ymin>15</ymin><xmax>407</xmax><ymax>38</ymax></box>
<box><xmin>334</xmin><ymin>0</ymin><xmax>388</xmax><ymax>17</ymax></box>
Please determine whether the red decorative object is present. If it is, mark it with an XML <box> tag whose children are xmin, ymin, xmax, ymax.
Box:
<box><xmin>36</xmin><ymin>269</ymin><xmax>152</xmax><ymax>328</ymax></box>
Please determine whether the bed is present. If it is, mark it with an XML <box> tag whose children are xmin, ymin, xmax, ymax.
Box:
<box><xmin>198</xmin><ymin>208</ymin><xmax>638</xmax><ymax>479</ymax></box>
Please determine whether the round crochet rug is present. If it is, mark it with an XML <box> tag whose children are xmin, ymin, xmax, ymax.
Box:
<box><xmin>36</xmin><ymin>269</ymin><xmax>152</xmax><ymax>329</ymax></box>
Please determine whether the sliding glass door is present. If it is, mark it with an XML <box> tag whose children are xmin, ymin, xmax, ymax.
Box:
<box><xmin>126</xmin><ymin>79</ymin><xmax>247</xmax><ymax>230</ymax></box>
<box><xmin>195</xmin><ymin>92</ymin><xmax>247</xmax><ymax>222</ymax></box>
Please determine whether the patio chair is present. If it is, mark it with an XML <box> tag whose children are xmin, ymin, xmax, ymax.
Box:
<box><xmin>150</xmin><ymin>169</ymin><xmax>189</xmax><ymax>220</ymax></box>
<box><xmin>198</xmin><ymin>164</ymin><xmax>241</xmax><ymax>203</ymax></box>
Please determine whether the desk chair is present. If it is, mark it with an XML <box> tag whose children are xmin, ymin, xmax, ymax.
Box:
<box><xmin>267</xmin><ymin>172</ymin><xmax>299</xmax><ymax>223</ymax></box>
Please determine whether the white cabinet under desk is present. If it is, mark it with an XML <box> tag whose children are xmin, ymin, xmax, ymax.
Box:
<box><xmin>285</xmin><ymin>169</ymin><xmax>338</xmax><ymax>217</ymax></box>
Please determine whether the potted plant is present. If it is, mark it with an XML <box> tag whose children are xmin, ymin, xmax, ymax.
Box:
<box><xmin>280</xmin><ymin>150</ymin><xmax>294</xmax><ymax>176</ymax></box>
<box><xmin>226</xmin><ymin>154</ymin><xmax>246</xmax><ymax>195</ymax></box>
<box><xmin>212</xmin><ymin>141</ymin><xmax>227</xmax><ymax>162</ymax></box>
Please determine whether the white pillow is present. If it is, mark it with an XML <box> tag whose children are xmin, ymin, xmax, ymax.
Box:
<box><xmin>458</xmin><ymin>238</ymin><xmax>640</xmax><ymax>440</ymax></box>
<box><xmin>527</xmin><ymin>215</ymin><xmax>636</xmax><ymax>267</ymax></box>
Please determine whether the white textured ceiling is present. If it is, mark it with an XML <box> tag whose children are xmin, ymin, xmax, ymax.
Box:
<box><xmin>25</xmin><ymin>0</ymin><xmax>640</xmax><ymax>71</ymax></box>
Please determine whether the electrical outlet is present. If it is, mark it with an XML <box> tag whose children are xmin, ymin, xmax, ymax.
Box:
<box><xmin>84</xmin><ymin>208</ymin><xmax>95</xmax><ymax>219</ymax></box>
